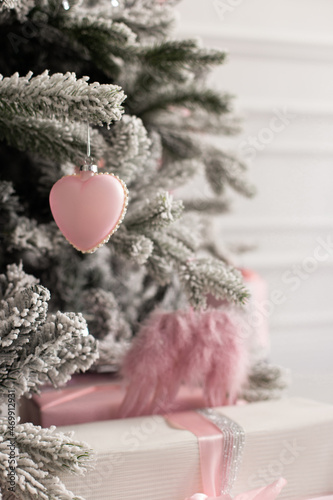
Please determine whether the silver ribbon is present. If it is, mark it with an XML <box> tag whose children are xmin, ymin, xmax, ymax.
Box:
<box><xmin>198</xmin><ymin>408</ymin><xmax>245</xmax><ymax>496</ymax></box>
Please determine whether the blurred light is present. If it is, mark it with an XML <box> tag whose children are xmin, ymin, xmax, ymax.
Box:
<box><xmin>111</xmin><ymin>0</ymin><xmax>119</xmax><ymax>6</ymax></box>
<box><xmin>62</xmin><ymin>0</ymin><xmax>70</xmax><ymax>9</ymax></box>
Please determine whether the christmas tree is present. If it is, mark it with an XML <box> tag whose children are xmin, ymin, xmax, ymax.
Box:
<box><xmin>0</xmin><ymin>0</ymin><xmax>286</xmax><ymax>497</ymax></box>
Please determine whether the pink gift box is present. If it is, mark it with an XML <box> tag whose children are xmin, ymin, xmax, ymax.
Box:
<box><xmin>19</xmin><ymin>374</ymin><xmax>208</xmax><ymax>427</ymax></box>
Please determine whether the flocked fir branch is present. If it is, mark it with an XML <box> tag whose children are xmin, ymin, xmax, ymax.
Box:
<box><xmin>60</xmin><ymin>18</ymin><xmax>138</xmax><ymax>78</ymax></box>
<box><xmin>2</xmin><ymin>422</ymin><xmax>94</xmax><ymax>475</ymax></box>
<box><xmin>0</xmin><ymin>69</ymin><xmax>123</xmax><ymax>161</ymax></box>
<box><xmin>0</xmin><ymin>0</ymin><xmax>16</xmax><ymax>11</ymax></box>
<box><xmin>166</xmin><ymin>215</ymin><xmax>201</xmax><ymax>254</ymax></box>
<box><xmin>9</xmin><ymin>217</ymin><xmax>65</xmax><ymax>260</ymax></box>
<box><xmin>147</xmin><ymin>231</ymin><xmax>193</xmax><ymax>285</ymax></box>
<box><xmin>135</xmin><ymin>87</ymin><xmax>232</xmax><ymax>118</ymax></box>
<box><xmin>0</xmin><ymin>263</ymin><xmax>98</xmax><ymax>500</ymax></box>
<box><xmin>0</xmin><ymin>0</ymin><xmax>34</xmax><ymax>20</ymax></box>
<box><xmin>151</xmin><ymin>107</ymin><xmax>241</xmax><ymax>136</ymax></box>
<box><xmin>0</xmin><ymin>263</ymin><xmax>99</xmax><ymax>400</ymax></box>
<box><xmin>204</xmin><ymin>146</ymin><xmax>256</xmax><ymax>198</ymax></box>
<box><xmin>156</xmin><ymin>124</ymin><xmax>201</xmax><ymax>160</ymax></box>
<box><xmin>183</xmin><ymin>198</ymin><xmax>230</xmax><ymax>215</ymax></box>
<box><xmin>82</xmin><ymin>288</ymin><xmax>131</xmax><ymax>368</ymax></box>
<box><xmin>111</xmin><ymin>0</ymin><xmax>176</xmax><ymax>40</ymax></box>
<box><xmin>138</xmin><ymin>225</ymin><xmax>249</xmax><ymax>309</ymax></box>
<box><xmin>126</xmin><ymin>192</ymin><xmax>183</xmax><ymax>231</ymax></box>
<box><xmin>179</xmin><ymin>258</ymin><xmax>249</xmax><ymax>309</ymax></box>
<box><xmin>146</xmin><ymin>159</ymin><xmax>199</xmax><ymax>194</ymax></box>
<box><xmin>241</xmin><ymin>361</ymin><xmax>291</xmax><ymax>403</ymax></box>
<box><xmin>0</xmin><ymin>116</ymin><xmax>106</xmax><ymax>162</ymax></box>
<box><xmin>45</xmin><ymin>4</ymin><xmax>226</xmax><ymax>85</ymax></box>
<box><xmin>141</xmin><ymin>40</ymin><xmax>226</xmax><ymax>74</ymax></box>
<box><xmin>0</xmin><ymin>71</ymin><xmax>125</xmax><ymax>125</ymax></box>
<box><xmin>0</xmin><ymin>181</ymin><xmax>22</xmax><ymax>236</ymax></box>
<box><xmin>103</xmin><ymin>115</ymin><xmax>151</xmax><ymax>185</ymax></box>
<box><xmin>133</xmin><ymin>40</ymin><xmax>226</xmax><ymax>92</ymax></box>
<box><xmin>0</xmin><ymin>434</ymin><xmax>88</xmax><ymax>500</ymax></box>
<box><xmin>109</xmin><ymin>229</ymin><xmax>154</xmax><ymax>265</ymax></box>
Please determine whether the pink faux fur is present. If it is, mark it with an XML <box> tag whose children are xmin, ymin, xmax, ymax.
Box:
<box><xmin>119</xmin><ymin>308</ymin><xmax>249</xmax><ymax>418</ymax></box>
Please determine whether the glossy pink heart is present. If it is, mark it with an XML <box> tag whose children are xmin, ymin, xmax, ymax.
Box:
<box><xmin>49</xmin><ymin>171</ymin><xmax>128</xmax><ymax>253</ymax></box>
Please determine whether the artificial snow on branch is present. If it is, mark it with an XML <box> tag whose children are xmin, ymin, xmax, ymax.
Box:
<box><xmin>0</xmin><ymin>262</ymin><xmax>98</xmax><ymax>500</ymax></box>
<box><xmin>0</xmin><ymin>71</ymin><xmax>125</xmax><ymax>125</ymax></box>
<box><xmin>112</xmin><ymin>0</ymin><xmax>175</xmax><ymax>40</ymax></box>
<box><xmin>241</xmin><ymin>361</ymin><xmax>291</xmax><ymax>402</ymax></box>
<box><xmin>134</xmin><ymin>87</ymin><xmax>231</xmax><ymax>117</ymax></box>
<box><xmin>82</xmin><ymin>288</ymin><xmax>131</xmax><ymax>341</ymax></box>
<box><xmin>112</xmin><ymin>229</ymin><xmax>154</xmax><ymax>264</ymax></box>
<box><xmin>183</xmin><ymin>198</ymin><xmax>230</xmax><ymax>214</ymax></box>
<box><xmin>204</xmin><ymin>146</ymin><xmax>256</xmax><ymax>198</ymax></box>
<box><xmin>142</xmin><ymin>40</ymin><xmax>226</xmax><ymax>72</ymax></box>
<box><xmin>0</xmin><ymin>0</ymin><xmax>16</xmax><ymax>10</ymax></box>
<box><xmin>103</xmin><ymin>115</ymin><xmax>151</xmax><ymax>185</ymax></box>
<box><xmin>0</xmin><ymin>263</ymin><xmax>99</xmax><ymax>400</ymax></box>
<box><xmin>166</xmin><ymin>216</ymin><xmax>201</xmax><ymax>253</ymax></box>
<box><xmin>0</xmin><ymin>116</ymin><xmax>105</xmax><ymax>162</ymax></box>
<box><xmin>151</xmin><ymin>108</ymin><xmax>240</xmax><ymax>136</ymax></box>
<box><xmin>142</xmin><ymin>159</ymin><xmax>199</xmax><ymax>196</ymax></box>
<box><xmin>9</xmin><ymin>217</ymin><xmax>65</xmax><ymax>260</ymax></box>
<box><xmin>4</xmin><ymin>422</ymin><xmax>94</xmax><ymax>475</ymax></box>
<box><xmin>179</xmin><ymin>258</ymin><xmax>249</xmax><ymax>309</ymax></box>
<box><xmin>126</xmin><ymin>192</ymin><xmax>183</xmax><ymax>231</ymax></box>
<box><xmin>0</xmin><ymin>181</ymin><xmax>22</xmax><ymax>238</ymax></box>
<box><xmin>156</xmin><ymin>125</ymin><xmax>201</xmax><ymax>160</ymax></box>
<box><xmin>135</xmin><ymin>40</ymin><xmax>226</xmax><ymax>88</ymax></box>
<box><xmin>0</xmin><ymin>0</ymin><xmax>33</xmax><ymax>20</ymax></box>
<box><xmin>0</xmin><ymin>428</ymin><xmax>90</xmax><ymax>499</ymax></box>
<box><xmin>61</xmin><ymin>18</ymin><xmax>138</xmax><ymax>77</ymax></box>
<box><xmin>82</xmin><ymin>287</ymin><xmax>133</xmax><ymax>369</ymax></box>
<box><xmin>66</xmin><ymin>16</ymin><xmax>137</xmax><ymax>50</ymax></box>
<box><xmin>146</xmin><ymin>231</ymin><xmax>194</xmax><ymax>285</ymax></box>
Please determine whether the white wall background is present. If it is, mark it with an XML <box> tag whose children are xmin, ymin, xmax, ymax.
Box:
<box><xmin>176</xmin><ymin>0</ymin><xmax>333</xmax><ymax>403</ymax></box>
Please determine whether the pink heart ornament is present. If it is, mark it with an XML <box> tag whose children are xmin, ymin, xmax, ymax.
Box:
<box><xmin>49</xmin><ymin>171</ymin><xmax>128</xmax><ymax>253</ymax></box>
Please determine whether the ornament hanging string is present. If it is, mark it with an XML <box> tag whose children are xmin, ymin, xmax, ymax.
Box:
<box><xmin>81</xmin><ymin>122</ymin><xmax>96</xmax><ymax>172</ymax></box>
<box><xmin>87</xmin><ymin>121</ymin><xmax>91</xmax><ymax>159</ymax></box>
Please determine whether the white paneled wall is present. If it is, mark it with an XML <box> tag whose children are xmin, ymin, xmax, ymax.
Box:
<box><xmin>176</xmin><ymin>0</ymin><xmax>333</xmax><ymax>403</ymax></box>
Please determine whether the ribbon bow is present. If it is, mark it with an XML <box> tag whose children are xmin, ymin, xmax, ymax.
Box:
<box><xmin>186</xmin><ymin>478</ymin><xmax>287</xmax><ymax>500</ymax></box>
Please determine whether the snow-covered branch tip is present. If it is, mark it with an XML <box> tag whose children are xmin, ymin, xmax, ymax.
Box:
<box><xmin>0</xmin><ymin>263</ymin><xmax>99</xmax><ymax>401</ymax></box>
<box><xmin>0</xmin><ymin>422</ymin><xmax>93</xmax><ymax>500</ymax></box>
<box><xmin>0</xmin><ymin>0</ymin><xmax>16</xmax><ymax>10</ymax></box>
<box><xmin>0</xmin><ymin>0</ymin><xmax>34</xmax><ymax>20</ymax></box>
<box><xmin>126</xmin><ymin>192</ymin><xmax>183</xmax><ymax>231</ymax></box>
<box><xmin>0</xmin><ymin>71</ymin><xmax>126</xmax><ymax>126</ymax></box>
<box><xmin>179</xmin><ymin>258</ymin><xmax>249</xmax><ymax>309</ymax></box>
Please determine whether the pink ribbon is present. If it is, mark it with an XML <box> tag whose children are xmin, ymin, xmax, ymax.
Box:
<box><xmin>40</xmin><ymin>385</ymin><xmax>108</xmax><ymax>410</ymax></box>
<box><xmin>185</xmin><ymin>478</ymin><xmax>287</xmax><ymax>500</ymax></box>
<box><xmin>165</xmin><ymin>411</ymin><xmax>286</xmax><ymax>500</ymax></box>
<box><xmin>167</xmin><ymin>411</ymin><xmax>224</xmax><ymax>497</ymax></box>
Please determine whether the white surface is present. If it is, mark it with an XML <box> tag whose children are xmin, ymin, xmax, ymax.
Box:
<box><xmin>175</xmin><ymin>0</ymin><xmax>333</xmax><ymax>404</ymax></box>
<box><xmin>60</xmin><ymin>399</ymin><xmax>333</xmax><ymax>499</ymax></box>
